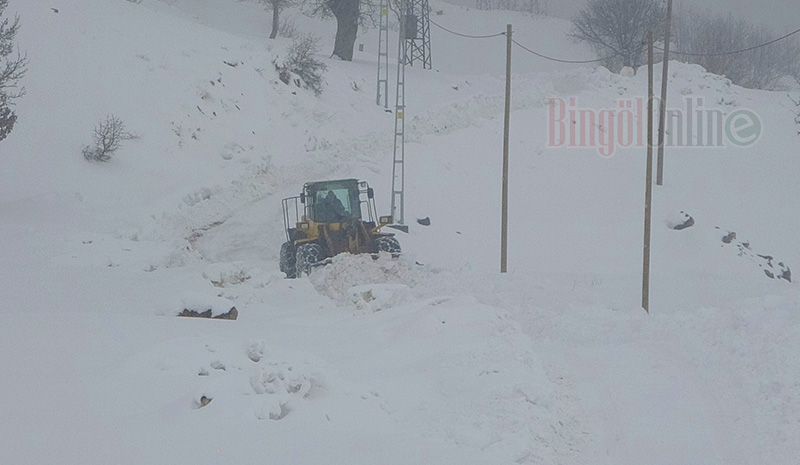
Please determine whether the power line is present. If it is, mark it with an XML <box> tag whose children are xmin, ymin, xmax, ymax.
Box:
<box><xmin>429</xmin><ymin>19</ymin><xmax>506</xmax><ymax>39</ymax></box>
<box><xmin>662</xmin><ymin>26</ymin><xmax>800</xmax><ymax>57</ymax></box>
<box><xmin>430</xmin><ymin>19</ymin><xmax>618</xmax><ymax>63</ymax></box>
<box><xmin>431</xmin><ymin>17</ymin><xmax>800</xmax><ymax>63</ymax></box>
<box><xmin>511</xmin><ymin>39</ymin><xmax>619</xmax><ymax>64</ymax></box>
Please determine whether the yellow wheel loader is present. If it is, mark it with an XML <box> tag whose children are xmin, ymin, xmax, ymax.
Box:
<box><xmin>279</xmin><ymin>179</ymin><xmax>401</xmax><ymax>278</ymax></box>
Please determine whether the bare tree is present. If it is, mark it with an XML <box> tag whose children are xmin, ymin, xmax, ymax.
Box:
<box><xmin>0</xmin><ymin>0</ymin><xmax>27</xmax><ymax>142</ymax></box>
<box><xmin>83</xmin><ymin>115</ymin><xmax>137</xmax><ymax>162</ymax></box>
<box><xmin>740</xmin><ymin>31</ymin><xmax>800</xmax><ymax>89</ymax></box>
<box><xmin>783</xmin><ymin>40</ymin><xmax>800</xmax><ymax>87</ymax></box>
<box><xmin>674</xmin><ymin>7</ymin><xmax>800</xmax><ymax>89</ymax></box>
<box><xmin>255</xmin><ymin>0</ymin><xmax>299</xmax><ymax>39</ymax></box>
<box><xmin>571</xmin><ymin>0</ymin><xmax>665</xmax><ymax>72</ymax></box>
<box><xmin>673</xmin><ymin>9</ymin><xmax>744</xmax><ymax>79</ymax></box>
<box><xmin>305</xmin><ymin>0</ymin><xmax>378</xmax><ymax>61</ymax></box>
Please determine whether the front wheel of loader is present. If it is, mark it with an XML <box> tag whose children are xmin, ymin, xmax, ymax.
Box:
<box><xmin>280</xmin><ymin>241</ymin><xmax>297</xmax><ymax>278</ymax></box>
<box><xmin>374</xmin><ymin>236</ymin><xmax>401</xmax><ymax>258</ymax></box>
<box><xmin>295</xmin><ymin>243</ymin><xmax>324</xmax><ymax>277</ymax></box>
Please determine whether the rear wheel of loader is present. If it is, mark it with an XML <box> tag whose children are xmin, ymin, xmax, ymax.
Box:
<box><xmin>374</xmin><ymin>236</ymin><xmax>401</xmax><ymax>258</ymax></box>
<box><xmin>280</xmin><ymin>242</ymin><xmax>297</xmax><ymax>278</ymax></box>
<box><xmin>296</xmin><ymin>243</ymin><xmax>324</xmax><ymax>277</ymax></box>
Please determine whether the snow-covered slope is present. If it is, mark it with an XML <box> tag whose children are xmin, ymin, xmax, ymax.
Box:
<box><xmin>1</xmin><ymin>1</ymin><xmax>799</xmax><ymax>464</ymax></box>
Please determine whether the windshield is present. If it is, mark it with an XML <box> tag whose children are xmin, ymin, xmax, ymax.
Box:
<box><xmin>308</xmin><ymin>180</ymin><xmax>361</xmax><ymax>222</ymax></box>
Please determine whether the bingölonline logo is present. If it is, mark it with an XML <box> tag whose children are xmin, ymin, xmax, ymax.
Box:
<box><xmin>547</xmin><ymin>97</ymin><xmax>762</xmax><ymax>156</ymax></box>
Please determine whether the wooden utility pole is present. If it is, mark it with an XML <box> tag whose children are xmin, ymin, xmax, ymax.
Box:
<box><xmin>642</xmin><ymin>32</ymin><xmax>655</xmax><ymax>313</ymax></box>
<box><xmin>656</xmin><ymin>0</ymin><xmax>673</xmax><ymax>186</ymax></box>
<box><xmin>501</xmin><ymin>24</ymin><xmax>512</xmax><ymax>273</ymax></box>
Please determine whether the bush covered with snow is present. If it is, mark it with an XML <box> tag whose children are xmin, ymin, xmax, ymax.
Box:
<box><xmin>278</xmin><ymin>34</ymin><xmax>326</xmax><ymax>96</ymax></box>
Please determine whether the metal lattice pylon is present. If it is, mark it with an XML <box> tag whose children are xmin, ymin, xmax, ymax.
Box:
<box><xmin>404</xmin><ymin>0</ymin><xmax>432</xmax><ymax>69</ymax></box>
<box><xmin>390</xmin><ymin>7</ymin><xmax>407</xmax><ymax>227</ymax></box>
<box><xmin>376</xmin><ymin>1</ymin><xmax>389</xmax><ymax>107</ymax></box>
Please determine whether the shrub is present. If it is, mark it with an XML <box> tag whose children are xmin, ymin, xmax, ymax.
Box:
<box><xmin>280</xmin><ymin>35</ymin><xmax>326</xmax><ymax>96</ymax></box>
<box><xmin>82</xmin><ymin>115</ymin><xmax>137</xmax><ymax>162</ymax></box>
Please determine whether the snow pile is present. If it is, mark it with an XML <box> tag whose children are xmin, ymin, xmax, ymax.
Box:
<box><xmin>308</xmin><ymin>253</ymin><xmax>425</xmax><ymax>303</ymax></box>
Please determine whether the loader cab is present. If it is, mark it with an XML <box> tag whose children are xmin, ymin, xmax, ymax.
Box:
<box><xmin>281</xmin><ymin>177</ymin><xmax>389</xmax><ymax>245</ymax></box>
<box><xmin>304</xmin><ymin>179</ymin><xmax>363</xmax><ymax>223</ymax></box>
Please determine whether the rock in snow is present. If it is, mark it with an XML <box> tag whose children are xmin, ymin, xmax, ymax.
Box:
<box><xmin>667</xmin><ymin>210</ymin><xmax>695</xmax><ymax>230</ymax></box>
<box><xmin>176</xmin><ymin>293</ymin><xmax>238</xmax><ymax>320</ymax></box>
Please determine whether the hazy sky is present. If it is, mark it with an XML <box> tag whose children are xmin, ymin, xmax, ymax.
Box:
<box><xmin>450</xmin><ymin>0</ymin><xmax>800</xmax><ymax>32</ymax></box>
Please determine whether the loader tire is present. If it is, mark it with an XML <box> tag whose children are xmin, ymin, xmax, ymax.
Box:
<box><xmin>280</xmin><ymin>242</ymin><xmax>297</xmax><ymax>278</ymax></box>
<box><xmin>374</xmin><ymin>236</ymin><xmax>401</xmax><ymax>258</ymax></box>
<box><xmin>296</xmin><ymin>243</ymin><xmax>324</xmax><ymax>277</ymax></box>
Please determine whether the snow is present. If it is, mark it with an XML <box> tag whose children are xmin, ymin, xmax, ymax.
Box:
<box><xmin>1</xmin><ymin>0</ymin><xmax>799</xmax><ymax>464</ymax></box>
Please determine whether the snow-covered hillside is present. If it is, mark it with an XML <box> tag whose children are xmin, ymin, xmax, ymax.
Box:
<box><xmin>1</xmin><ymin>1</ymin><xmax>799</xmax><ymax>464</ymax></box>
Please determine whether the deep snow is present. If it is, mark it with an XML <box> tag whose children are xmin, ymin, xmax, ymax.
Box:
<box><xmin>1</xmin><ymin>0</ymin><xmax>799</xmax><ymax>464</ymax></box>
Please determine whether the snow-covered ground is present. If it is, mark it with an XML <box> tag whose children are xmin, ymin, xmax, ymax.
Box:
<box><xmin>1</xmin><ymin>0</ymin><xmax>799</xmax><ymax>464</ymax></box>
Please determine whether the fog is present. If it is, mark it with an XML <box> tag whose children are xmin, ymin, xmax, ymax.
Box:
<box><xmin>446</xmin><ymin>0</ymin><xmax>800</xmax><ymax>33</ymax></box>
